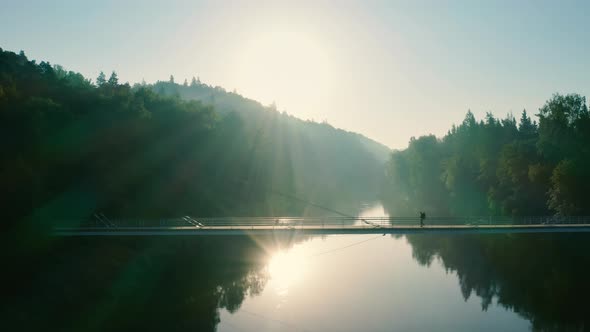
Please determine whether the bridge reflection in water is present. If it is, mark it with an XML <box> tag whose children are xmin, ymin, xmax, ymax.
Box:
<box><xmin>53</xmin><ymin>216</ymin><xmax>590</xmax><ymax>236</ymax></box>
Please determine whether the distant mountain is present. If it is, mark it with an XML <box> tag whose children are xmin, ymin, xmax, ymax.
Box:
<box><xmin>144</xmin><ymin>80</ymin><xmax>393</xmax><ymax>214</ymax></box>
<box><xmin>148</xmin><ymin>80</ymin><xmax>391</xmax><ymax>163</ymax></box>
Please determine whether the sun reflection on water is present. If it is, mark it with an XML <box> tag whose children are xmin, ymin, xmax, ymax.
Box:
<box><xmin>267</xmin><ymin>246</ymin><xmax>308</xmax><ymax>295</ymax></box>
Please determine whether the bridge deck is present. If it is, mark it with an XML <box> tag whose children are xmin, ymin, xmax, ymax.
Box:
<box><xmin>53</xmin><ymin>224</ymin><xmax>590</xmax><ymax>236</ymax></box>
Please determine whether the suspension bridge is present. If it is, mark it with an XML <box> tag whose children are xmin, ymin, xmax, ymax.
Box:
<box><xmin>52</xmin><ymin>215</ymin><xmax>590</xmax><ymax>236</ymax></box>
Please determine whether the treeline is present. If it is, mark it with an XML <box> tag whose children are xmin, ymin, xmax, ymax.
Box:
<box><xmin>382</xmin><ymin>94</ymin><xmax>590</xmax><ymax>216</ymax></box>
<box><xmin>0</xmin><ymin>48</ymin><xmax>389</xmax><ymax>231</ymax></box>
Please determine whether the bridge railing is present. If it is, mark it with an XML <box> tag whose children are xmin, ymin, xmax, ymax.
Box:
<box><xmin>53</xmin><ymin>215</ymin><xmax>590</xmax><ymax>230</ymax></box>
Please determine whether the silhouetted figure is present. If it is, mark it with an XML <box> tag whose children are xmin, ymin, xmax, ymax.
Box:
<box><xmin>420</xmin><ymin>212</ymin><xmax>426</xmax><ymax>227</ymax></box>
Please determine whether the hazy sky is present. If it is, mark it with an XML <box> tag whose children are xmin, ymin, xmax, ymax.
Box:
<box><xmin>2</xmin><ymin>0</ymin><xmax>589</xmax><ymax>148</ymax></box>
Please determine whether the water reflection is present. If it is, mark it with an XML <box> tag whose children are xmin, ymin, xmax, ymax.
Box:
<box><xmin>218</xmin><ymin>232</ymin><xmax>590</xmax><ymax>331</ymax></box>
<box><xmin>4</xmin><ymin>236</ymin><xmax>296</xmax><ymax>331</ymax></box>
<box><xmin>218</xmin><ymin>234</ymin><xmax>529</xmax><ymax>332</ymax></box>
<box><xmin>406</xmin><ymin>233</ymin><xmax>590</xmax><ymax>331</ymax></box>
<box><xmin>267</xmin><ymin>246</ymin><xmax>309</xmax><ymax>296</ymax></box>
<box><xmin>6</xmin><ymin>223</ymin><xmax>590</xmax><ymax>331</ymax></box>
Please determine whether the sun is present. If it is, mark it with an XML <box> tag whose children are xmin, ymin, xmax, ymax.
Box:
<box><xmin>232</xmin><ymin>27</ymin><xmax>336</xmax><ymax>118</ymax></box>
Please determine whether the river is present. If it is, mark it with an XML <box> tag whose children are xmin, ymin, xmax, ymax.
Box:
<box><xmin>5</xmin><ymin>203</ymin><xmax>589</xmax><ymax>331</ymax></box>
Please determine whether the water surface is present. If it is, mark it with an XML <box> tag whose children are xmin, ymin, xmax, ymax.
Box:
<box><xmin>217</xmin><ymin>234</ymin><xmax>530</xmax><ymax>332</ymax></box>
<box><xmin>5</xmin><ymin>203</ymin><xmax>590</xmax><ymax>331</ymax></box>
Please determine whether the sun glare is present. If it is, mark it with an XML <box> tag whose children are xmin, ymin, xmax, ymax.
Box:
<box><xmin>232</xmin><ymin>27</ymin><xmax>335</xmax><ymax>118</ymax></box>
<box><xmin>267</xmin><ymin>246</ymin><xmax>309</xmax><ymax>295</ymax></box>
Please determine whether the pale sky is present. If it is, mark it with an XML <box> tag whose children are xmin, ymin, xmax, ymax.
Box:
<box><xmin>2</xmin><ymin>0</ymin><xmax>589</xmax><ymax>148</ymax></box>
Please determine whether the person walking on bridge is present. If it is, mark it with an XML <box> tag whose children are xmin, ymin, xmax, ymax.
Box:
<box><xmin>420</xmin><ymin>212</ymin><xmax>426</xmax><ymax>227</ymax></box>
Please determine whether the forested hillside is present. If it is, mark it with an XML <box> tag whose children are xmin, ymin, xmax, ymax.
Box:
<box><xmin>148</xmin><ymin>79</ymin><xmax>391</xmax><ymax>211</ymax></box>
<box><xmin>382</xmin><ymin>94</ymin><xmax>590</xmax><ymax>216</ymax></box>
<box><xmin>0</xmin><ymin>48</ymin><xmax>389</xmax><ymax>231</ymax></box>
<box><xmin>147</xmin><ymin>77</ymin><xmax>390</xmax><ymax>164</ymax></box>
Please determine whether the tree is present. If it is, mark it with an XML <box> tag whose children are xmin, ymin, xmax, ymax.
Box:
<box><xmin>548</xmin><ymin>159</ymin><xmax>590</xmax><ymax>215</ymax></box>
<box><xmin>537</xmin><ymin>93</ymin><xmax>589</xmax><ymax>162</ymax></box>
<box><xmin>169</xmin><ymin>75</ymin><xmax>175</xmax><ymax>84</ymax></box>
<box><xmin>462</xmin><ymin>110</ymin><xmax>477</xmax><ymax>128</ymax></box>
<box><xmin>183</xmin><ymin>78</ymin><xmax>188</xmax><ymax>87</ymax></box>
<box><xmin>107</xmin><ymin>71</ymin><xmax>118</xmax><ymax>86</ymax></box>
<box><xmin>518</xmin><ymin>110</ymin><xmax>537</xmax><ymax>141</ymax></box>
<box><xmin>96</xmin><ymin>71</ymin><xmax>106</xmax><ymax>86</ymax></box>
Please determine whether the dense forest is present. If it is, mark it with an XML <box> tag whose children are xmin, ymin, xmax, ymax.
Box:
<box><xmin>382</xmin><ymin>94</ymin><xmax>590</xmax><ymax>217</ymax></box>
<box><xmin>0</xmin><ymin>48</ymin><xmax>389</xmax><ymax>233</ymax></box>
<box><xmin>4</xmin><ymin>44</ymin><xmax>589</xmax><ymax>231</ymax></box>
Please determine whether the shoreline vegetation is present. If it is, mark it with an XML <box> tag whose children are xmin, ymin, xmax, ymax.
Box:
<box><xmin>382</xmin><ymin>94</ymin><xmax>590</xmax><ymax>217</ymax></box>
<box><xmin>0</xmin><ymin>48</ymin><xmax>388</xmax><ymax>234</ymax></box>
<box><xmin>2</xmin><ymin>46</ymin><xmax>589</xmax><ymax>236</ymax></box>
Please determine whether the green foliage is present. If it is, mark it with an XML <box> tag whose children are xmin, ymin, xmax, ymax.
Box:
<box><xmin>548</xmin><ymin>159</ymin><xmax>590</xmax><ymax>215</ymax></box>
<box><xmin>383</xmin><ymin>95</ymin><xmax>590</xmax><ymax>216</ymax></box>
<box><xmin>0</xmin><ymin>48</ymin><xmax>389</xmax><ymax>230</ymax></box>
<box><xmin>107</xmin><ymin>71</ymin><xmax>118</xmax><ymax>86</ymax></box>
<box><xmin>96</xmin><ymin>71</ymin><xmax>106</xmax><ymax>86</ymax></box>
<box><xmin>537</xmin><ymin>94</ymin><xmax>589</xmax><ymax>162</ymax></box>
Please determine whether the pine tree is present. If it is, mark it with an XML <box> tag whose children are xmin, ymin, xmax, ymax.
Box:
<box><xmin>519</xmin><ymin>110</ymin><xmax>534</xmax><ymax>130</ymax></box>
<box><xmin>107</xmin><ymin>71</ymin><xmax>118</xmax><ymax>86</ymax></box>
<box><xmin>96</xmin><ymin>71</ymin><xmax>106</xmax><ymax>86</ymax></box>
